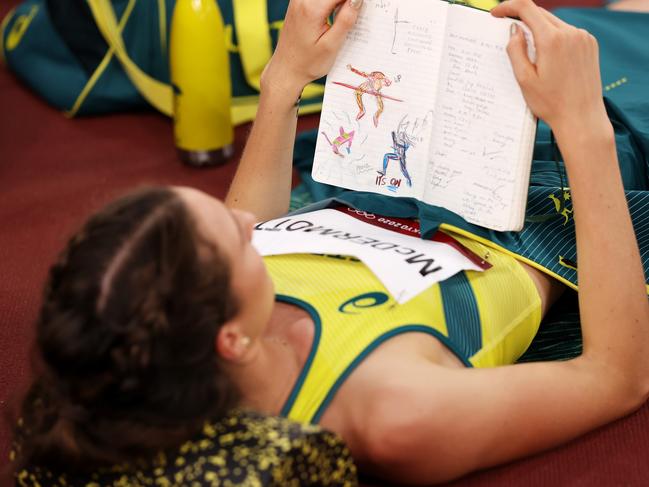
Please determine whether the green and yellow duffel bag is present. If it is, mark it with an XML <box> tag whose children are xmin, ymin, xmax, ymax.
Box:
<box><xmin>0</xmin><ymin>0</ymin><xmax>326</xmax><ymax>123</ymax></box>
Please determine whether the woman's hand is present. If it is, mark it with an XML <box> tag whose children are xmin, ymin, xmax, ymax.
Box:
<box><xmin>262</xmin><ymin>0</ymin><xmax>363</xmax><ymax>97</ymax></box>
<box><xmin>491</xmin><ymin>0</ymin><xmax>608</xmax><ymax>136</ymax></box>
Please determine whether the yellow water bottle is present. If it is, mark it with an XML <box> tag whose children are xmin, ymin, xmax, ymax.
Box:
<box><xmin>170</xmin><ymin>0</ymin><xmax>234</xmax><ymax>167</ymax></box>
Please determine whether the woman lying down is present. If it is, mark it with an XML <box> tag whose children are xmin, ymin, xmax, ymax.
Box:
<box><xmin>10</xmin><ymin>0</ymin><xmax>649</xmax><ymax>485</ymax></box>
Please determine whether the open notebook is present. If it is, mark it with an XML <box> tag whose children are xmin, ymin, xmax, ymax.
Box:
<box><xmin>312</xmin><ymin>0</ymin><xmax>537</xmax><ymax>231</ymax></box>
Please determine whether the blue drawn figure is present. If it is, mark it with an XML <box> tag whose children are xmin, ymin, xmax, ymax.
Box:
<box><xmin>379</xmin><ymin>130</ymin><xmax>414</xmax><ymax>187</ymax></box>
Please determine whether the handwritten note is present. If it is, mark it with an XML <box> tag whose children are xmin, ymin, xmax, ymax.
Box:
<box><xmin>424</xmin><ymin>6</ymin><xmax>535</xmax><ymax>230</ymax></box>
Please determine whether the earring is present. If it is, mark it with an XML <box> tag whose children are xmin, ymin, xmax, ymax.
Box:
<box><xmin>241</xmin><ymin>336</ymin><xmax>251</xmax><ymax>348</ymax></box>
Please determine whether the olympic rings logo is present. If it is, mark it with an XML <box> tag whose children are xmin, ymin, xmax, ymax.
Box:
<box><xmin>347</xmin><ymin>208</ymin><xmax>376</xmax><ymax>220</ymax></box>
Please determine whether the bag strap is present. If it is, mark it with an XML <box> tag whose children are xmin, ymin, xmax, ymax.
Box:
<box><xmin>231</xmin><ymin>0</ymin><xmax>271</xmax><ymax>91</ymax></box>
<box><xmin>231</xmin><ymin>0</ymin><xmax>324</xmax><ymax>99</ymax></box>
<box><xmin>87</xmin><ymin>0</ymin><xmax>174</xmax><ymax>116</ymax></box>
<box><xmin>0</xmin><ymin>7</ymin><xmax>17</xmax><ymax>65</ymax></box>
<box><xmin>87</xmin><ymin>0</ymin><xmax>323</xmax><ymax>121</ymax></box>
<box><xmin>158</xmin><ymin>0</ymin><xmax>168</xmax><ymax>56</ymax></box>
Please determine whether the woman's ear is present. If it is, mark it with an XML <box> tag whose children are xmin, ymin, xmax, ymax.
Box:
<box><xmin>216</xmin><ymin>321</ymin><xmax>252</xmax><ymax>362</ymax></box>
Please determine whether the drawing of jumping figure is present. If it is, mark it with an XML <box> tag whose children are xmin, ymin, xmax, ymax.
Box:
<box><xmin>346</xmin><ymin>64</ymin><xmax>392</xmax><ymax>127</ymax></box>
<box><xmin>321</xmin><ymin>127</ymin><xmax>355</xmax><ymax>157</ymax></box>
<box><xmin>378</xmin><ymin>130</ymin><xmax>415</xmax><ymax>187</ymax></box>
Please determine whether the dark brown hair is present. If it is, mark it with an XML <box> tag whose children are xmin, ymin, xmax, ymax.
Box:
<box><xmin>12</xmin><ymin>187</ymin><xmax>239</xmax><ymax>471</ymax></box>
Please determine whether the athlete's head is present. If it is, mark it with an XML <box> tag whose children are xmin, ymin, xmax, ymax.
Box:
<box><xmin>370</xmin><ymin>71</ymin><xmax>392</xmax><ymax>86</ymax></box>
<box><xmin>174</xmin><ymin>186</ymin><xmax>276</xmax><ymax>356</ymax></box>
<box><xmin>14</xmin><ymin>186</ymin><xmax>274</xmax><ymax>471</ymax></box>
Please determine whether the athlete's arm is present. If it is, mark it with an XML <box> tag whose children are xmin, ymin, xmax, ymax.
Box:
<box><xmin>492</xmin><ymin>0</ymin><xmax>649</xmax><ymax>398</ymax></box>
<box><xmin>226</xmin><ymin>0</ymin><xmax>361</xmax><ymax>220</ymax></box>
<box><xmin>347</xmin><ymin>64</ymin><xmax>369</xmax><ymax>78</ymax></box>
<box><xmin>350</xmin><ymin>1</ymin><xmax>649</xmax><ymax>483</ymax></box>
<box><xmin>354</xmin><ymin>352</ymin><xmax>647</xmax><ymax>483</ymax></box>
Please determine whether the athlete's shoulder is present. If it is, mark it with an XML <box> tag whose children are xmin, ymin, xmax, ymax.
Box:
<box><xmin>320</xmin><ymin>349</ymin><xmax>455</xmax><ymax>466</ymax></box>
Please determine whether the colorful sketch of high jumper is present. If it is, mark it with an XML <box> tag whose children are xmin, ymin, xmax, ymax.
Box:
<box><xmin>321</xmin><ymin>127</ymin><xmax>355</xmax><ymax>157</ymax></box>
<box><xmin>333</xmin><ymin>64</ymin><xmax>403</xmax><ymax>128</ymax></box>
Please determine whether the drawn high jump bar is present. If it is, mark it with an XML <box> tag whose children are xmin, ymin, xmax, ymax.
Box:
<box><xmin>332</xmin><ymin>82</ymin><xmax>405</xmax><ymax>103</ymax></box>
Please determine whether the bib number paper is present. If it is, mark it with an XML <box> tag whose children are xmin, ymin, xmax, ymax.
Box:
<box><xmin>253</xmin><ymin>208</ymin><xmax>487</xmax><ymax>303</ymax></box>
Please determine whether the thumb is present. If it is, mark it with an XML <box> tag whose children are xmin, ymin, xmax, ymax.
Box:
<box><xmin>507</xmin><ymin>23</ymin><xmax>535</xmax><ymax>88</ymax></box>
<box><xmin>324</xmin><ymin>0</ymin><xmax>362</xmax><ymax>50</ymax></box>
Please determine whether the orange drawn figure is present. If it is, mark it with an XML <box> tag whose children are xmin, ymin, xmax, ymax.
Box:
<box><xmin>346</xmin><ymin>64</ymin><xmax>392</xmax><ymax>127</ymax></box>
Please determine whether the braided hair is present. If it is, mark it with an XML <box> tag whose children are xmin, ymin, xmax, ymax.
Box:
<box><xmin>13</xmin><ymin>187</ymin><xmax>239</xmax><ymax>471</ymax></box>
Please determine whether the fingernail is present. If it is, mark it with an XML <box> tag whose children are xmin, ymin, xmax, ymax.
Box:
<box><xmin>510</xmin><ymin>22</ymin><xmax>519</xmax><ymax>37</ymax></box>
<box><xmin>350</xmin><ymin>0</ymin><xmax>363</xmax><ymax>9</ymax></box>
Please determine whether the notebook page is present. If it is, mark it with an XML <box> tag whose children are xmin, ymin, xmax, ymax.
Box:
<box><xmin>312</xmin><ymin>0</ymin><xmax>448</xmax><ymax>198</ymax></box>
<box><xmin>423</xmin><ymin>6</ymin><xmax>536</xmax><ymax>231</ymax></box>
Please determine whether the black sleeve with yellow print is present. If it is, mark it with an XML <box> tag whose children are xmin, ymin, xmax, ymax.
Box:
<box><xmin>13</xmin><ymin>410</ymin><xmax>358</xmax><ymax>487</ymax></box>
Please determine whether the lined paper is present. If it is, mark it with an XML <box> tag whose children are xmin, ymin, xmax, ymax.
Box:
<box><xmin>313</xmin><ymin>0</ymin><xmax>448</xmax><ymax>196</ymax></box>
<box><xmin>424</xmin><ymin>6</ymin><xmax>535</xmax><ymax>231</ymax></box>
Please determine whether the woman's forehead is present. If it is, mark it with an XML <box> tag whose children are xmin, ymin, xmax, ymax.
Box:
<box><xmin>175</xmin><ymin>187</ymin><xmax>224</xmax><ymax>214</ymax></box>
<box><xmin>174</xmin><ymin>187</ymin><xmax>240</xmax><ymax>249</ymax></box>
